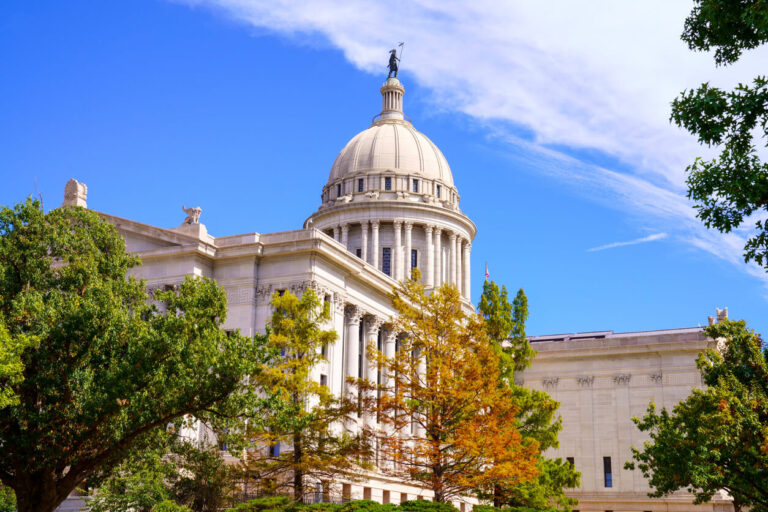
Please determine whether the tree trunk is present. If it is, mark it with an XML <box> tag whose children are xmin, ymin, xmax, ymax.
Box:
<box><xmin>493</xmin><ymin>483</ymin><xmax>503</xmax><ymax>507</ymax></box>
<box><xmin>294</xmin><ymin>431</ymin><xmax>303</xmax><ymax>501</ymax></box>
<box><xmin>13</xmin><ymin>477</ymin><xmax>71</xmax><ymax>512</ymax></box>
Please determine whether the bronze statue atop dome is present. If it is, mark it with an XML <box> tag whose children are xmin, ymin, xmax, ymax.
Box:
<box><xmin>387</xmin><ymin>49</ymin><xmax>399</xmax><ymax>78</ymax></box>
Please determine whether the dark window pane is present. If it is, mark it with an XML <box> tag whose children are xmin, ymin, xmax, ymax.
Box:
<box><xmin>436</xmin><ymin>184</ymin><xmax>441</xmax><ymax>198</ymax></box>
<box><xmin>567</xmin><ymin>457</ymin><xmax>574</xmax><ymax>466</ymax></box>
<box><xmin>337</xmin><ymin>184</ymin><xmax>342</xmax><ymax>197</ymax></box>
<box><xmin>382</xmin><ymin>247</ymin><xmax>391</xmax><ymax>275</ymax></box>
<box><xmin>411</xmin><ymin>249</ymin><xmax>418</xmax><ymax>269</ymax></box>
<box><xmin>385</xmin><ymin>177</ymin><xmax>392</xmax><ymax>190</ymax></box>
<box><xmin>358</xmin><ymin>178</ymin><xmax>364</xmax><ymax>192</ymax></box>
<box><xmin>413</xmin><ymin>179</ymin><xmax>419</xmax><ymax>193</ymax></box>
<box><xmin>603</xmin><ymin>456</ymin><xmax>612</xmax><ymax>487</ymax></box>
<box><xmin>356</xmin><ymin>248</ymin><xmax>362</xmax><ymax>258</ymax></box>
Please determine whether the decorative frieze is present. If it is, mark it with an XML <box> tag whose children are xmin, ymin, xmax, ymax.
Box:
<box><xmin>613</xmin><ymin>373</ymin><xmax>631</xmax><ymax>386</ymax></box>
<box><xmin>650</xmin><ymin>371</ymin><xmax>663</xmax><ymax>384</ymax></box>
<box><xmin>577</xmin><ymin>375</ymin><xmax>595</xmax><ymax>387</ymax></box>
<box><xmin>542</xmin><ymin>376</ymin><xmax>559</xmax><ymax>388</ymax></box>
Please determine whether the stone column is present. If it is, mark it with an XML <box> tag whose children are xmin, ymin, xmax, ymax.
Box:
<box><xmin>424</xmin><ymin>225</ymin><xmax>434</xmax><ymax>287</ymax></box>
<box><xmin>393</xmin><ymin>220</ymin><xmax>403</xmax><ymax>281</ymax></box>
<box><xmin>448</xmin><ymin>232</ymin><xmax>457</xmax><ymax>285</ymax></box>
<box><xmin>361</xmin><ymin>222</ymin><xmax>369</xmax><ymax>262</ymax></box>
<box><xmin>371</xmin><ymin>221</ymin><xmax>380</xmax><ymax>270</ymax></box>
<box><xmin>333</xmin><ymin>226</ymin><xmax>340</xmax><ymax>242</ymax></box>
<box><xmin>345</xmin><ymin>305</ymin><xmax>360</xmax><ymax>396</ymax></box>
<box><xmin>364</xmin><ymin>317</ymin><xmax>382</xmax><ymax>426</ymax></box>
<box><xmin>456</xmin><ymin>238</ymin><xmax>463</xmax><ymax>294</ymax></box>
<box><xmin>433</xmin><ymin>228</ymin><xmax>442</xmax><ymax>286</ymax></box>
<box><xmin>463</xmin><ymin>242</ymin><xmax>471</xmax><ymax>299</ymax></box>
<box><xmin>341</xmin><ymin>224</ymin><xmax>350</xmax><ymax>250</ymax></box>
<box><xmin>404</xmin><ymin>221</ymin><xmax>413</xmax><ymax>279</ymax></box>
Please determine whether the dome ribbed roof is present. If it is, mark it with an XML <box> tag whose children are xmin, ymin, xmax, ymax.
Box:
<box><xmin>328</xmin><ymin>121</ymin><xmax>454</xmax><ymax>187</ymax></box>
<box><xmin>326</xmin><ymin>77</ymin><xmax>455</xmax><ymax>188</ymax></box>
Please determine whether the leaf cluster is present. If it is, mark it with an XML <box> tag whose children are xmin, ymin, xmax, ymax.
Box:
<box><xmin>673</xmin><ymin>0</ymin><xmax>768</xmax><ymax>270</ymax></box>
<box><xmin>362</xmin><ymin>277</ymin><xmax>539</xmax><ymax>502</ymax></box>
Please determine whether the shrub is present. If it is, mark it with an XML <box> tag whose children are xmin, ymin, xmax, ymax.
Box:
<box><xmin>398</xmin><ymin>501</ymin><xmax>456</xmax><ymax>512</ymax></box>
<box><xmin>226</xmin><ymin>496</ymin><xmax>294</xmax><ymax>512</ymax></box>
<box><xmin>152</xmin><ymin>501</ymin><xmax>193</xmax><ymax>512</ymax></box>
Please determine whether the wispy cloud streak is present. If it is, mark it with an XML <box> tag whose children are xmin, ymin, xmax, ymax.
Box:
<box><xmin>172</xmin><ymin>0</ymin><xmax>768</xmax><ymax>289</ymax></box>
<box><xmin>588</xmin><ymin>233</ymin><xmax>668</xmax><ymax>252</ymax></box>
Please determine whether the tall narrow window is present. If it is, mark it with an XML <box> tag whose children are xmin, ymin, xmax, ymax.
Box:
<box><xmin>382</xmin><ymin>247</ymin><xmax>392</xmax><ymax>276</ymax></box>
<box><xmin>385</xmin><ymin>177</ymin><xmax>392</xmax><ymax>190</ymax></box>
<box><xmin>413</xmin><ymin>179</ymin><xmax>419</xmax><ymax>193</ymax></box>
<box><xmin>336</xmin><ymin>183</ymin><xmax>342</xmax><ymax>197</ymax></box>
<box><xmin>436</xmin><ymin>184</ymin><xmax>441</xmax><ymax>198</ymax></box>
<box><xmin>356</xmin><ymin>248</ymin><xmax>362</xmax><ymax>258</ymax></box>
<box><xmin>603</xmin><ymin>456</ymin><xmax>613</xmax><ymax>487</ymax></box>
<box><xmin>320</xmin><ymin>374</ymin><xmax>327</xmax><ymax>387</ymax></box>
<box><xmin>411</xmin><ymin>249</ymin><xmax>418</xmax><ymax>270</ymax></box>
<box><xmin>358</xmin><ymin>178</ymin><xmax>364</xmax><ymax>192</ymax></box>
<box><xmin>270</xmin><ymin>443</ymin><xmax>280</xmax><ymax>457</ymax></box>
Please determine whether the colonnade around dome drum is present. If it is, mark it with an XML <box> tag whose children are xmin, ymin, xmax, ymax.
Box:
<box><xmin>325</xmin><ymin>218</ymin><xmax>471</xmax><ymax>299</ymax></box>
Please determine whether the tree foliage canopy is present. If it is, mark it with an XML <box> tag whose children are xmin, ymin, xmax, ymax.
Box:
<box><xmin>672</xmin><ymin>0</ymin><xmax>768</xmax><ymax>269</ymax></box>
<box><xmin>364</xmin><ymin>276</ymin><xmax>539</xmax><ymax>503</ymax></box>
<box><xmin>0</xmin><ymin>199</ymin><xmax>264</xmax><ymax>512</ymax></box>
<box><xmin>245</xmin><ymin>288</ymin><xmax>368</xmax><ymax>500</ymax></box>
<box><xmin>627</xmin><ymin>319</ymin><xmax>768</xmax><ymax>511</ymax></box>
<box><xmin>478</xmin><ymin>282</ymin><xmax>578</xmax><ymax>511</ymax></box>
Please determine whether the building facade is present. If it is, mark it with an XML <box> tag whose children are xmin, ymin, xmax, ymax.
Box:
<box><xmin>62</xmin><ymin>76</ymin><xmax>732</xmax><ymax>511</ymax></box>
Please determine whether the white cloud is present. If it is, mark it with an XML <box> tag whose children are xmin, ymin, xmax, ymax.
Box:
<box><xmin>588</xmin><ymin>233</ymin><xmax>667</xmax><ymax>252</ymax></box>
<box><xmin>173</xmin><ymin>0</ymin><xmax>768</xmax><ymax>287</ymax></box>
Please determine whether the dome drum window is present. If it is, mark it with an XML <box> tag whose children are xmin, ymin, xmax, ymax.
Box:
<box><xmin>358</xmin><ymin>179</ymin><xmax>364</xmax><ymax>193</ymax></box>
<box><xmin>412</xmin><ymin>179</ymin><xmax>419</xmax><ymax>193</ymax></box>
<box><xmin>384</xmin><ymin>177</ymin><xmax>392</xmax><ymax>191</ymax></box>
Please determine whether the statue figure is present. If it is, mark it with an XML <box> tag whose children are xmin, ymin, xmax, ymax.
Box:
<box><xmin>182</xmin><ymin>205</ymin><xmax>202</xmax><ymax>224</ymax></box>
<box><xmin>387</xmin><ymin>49</ymin><xmax>399</xmax><ymax>78</ymax></box>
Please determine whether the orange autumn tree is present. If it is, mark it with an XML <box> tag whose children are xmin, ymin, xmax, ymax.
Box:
<box><xmin>360</xmin><ymin>273</ymin><xmax>539</xmax><ymax>502</ymax></box>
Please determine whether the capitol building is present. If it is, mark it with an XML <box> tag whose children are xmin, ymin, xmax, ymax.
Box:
<box><xmin>64</xmin><ymin>75</ymin><xmax>733</xmax><ymax>512</ymax></box>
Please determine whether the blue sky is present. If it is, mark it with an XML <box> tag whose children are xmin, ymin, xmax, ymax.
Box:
<box><xmin>1</xmin><ymin>0</ymin><xmax>766</xmax><ymax>337</ymax></box>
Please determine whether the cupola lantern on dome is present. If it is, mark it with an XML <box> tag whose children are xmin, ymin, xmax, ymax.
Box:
<box><xmin>379</xmin><ymin>77</ymin><xmax>405</xmax><ymax>121</ymax></box>
<box><xmin>305</xmin><ymin>69</ymin><xmax>476</xmax><ymax>303</ymax></box>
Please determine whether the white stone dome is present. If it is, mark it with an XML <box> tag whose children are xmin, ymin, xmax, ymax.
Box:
<box><xmin>328</xmin><ymin>121</ymin><xmax>454</xmax><ymax>187</ymax></box>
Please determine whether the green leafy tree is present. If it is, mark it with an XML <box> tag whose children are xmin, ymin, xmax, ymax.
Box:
<box><xmin>245</xmin><ymin>288</ymin><xmax>367</xmax><ymax>500</ymax></box>
<box><xmin>88</xmin><ymin>437</ymin><xmax>240</xmax><ymax>512</ymax></box>
<box><xmin>671</xmin><ymin>0</ymin><xmax>768</xmax><ymax>269</ymax></box>
<box><xmin>0</xmin><ymin>199</ymin><xmax>265</xmax><ymax>512</ymax></box>
<box><xmin>627</xmin><ymin>320</ymin><xmax>768</xmax><ymax>511</ymax></box>
<box><xmin>0</xmin><ymin>486</ymin><xmax>15</xmax><ymax>512</ymax></box>
<box><xmin>478</xmin><ymin>281</ymin><xmax>579</xmax><ymax>510</ymax></box>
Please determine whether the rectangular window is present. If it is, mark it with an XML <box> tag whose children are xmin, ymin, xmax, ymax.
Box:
<box><xmin>436</xmin><ymin>184</ymin><xmax>441</xmax><ymax>198</ymax></box>
<box><xmin>411</xmin><ymin>249</ymin><xmax>418</xmax><ymax>269</ymax></box>
<box><xmin>270</xmin><ymin>443</ymin><xmax>280</xmax><ymax>457</ymax></box>
<box><xmin>356</xmin><ymin>248</ymin><xmax>362</xmax><ymax>258</ymax></box>
<box><xmin>363</xmin><ymin>487</ymin><xmax>372</xmax><ymax>500</ymax></box>
<box><xmin>382</xmin><ymin>247</ymin><xmax>391</xmax><ymax>275</ymax></box>
<box><xmin>336</xmin><ymin>183</ymin><xmax>342</xmax><ymax>197</ymax></box>
<box><xmin>603</xmin><ymin>456</ymin><xmax>613</xmax><ymax>487</ymax></box>
<box><xmin>413</xmin><ymin>179</ymin><xmax>419</xmax><ymax>193</ymax></box>
<box><xmin>358</xmin><ymin>178</ymin><xmax>364</xmax><ymax>192</ymax></box>
<box><xmin>321</xmin><ymin>343</ymin><xmax>328</xmax><ymax>358</ymax></box>
<box><xmin>385</xmin><ymin>177</ymin><xmax>392</xmax><ymax>190</ymax></box>
<box><xmin>320</xmin><ymin>374</ymin><xmax>328</xmax><ymax>387</ymax></box>
<box><xmin>567</xmin><ymin>457</ymin><xmax>574</xmax><ymax>466</ymax></box>
<box><xmin>382</xmin><ymin>491</ymin><xmax>390</xmax><ymax>505</ymax></box>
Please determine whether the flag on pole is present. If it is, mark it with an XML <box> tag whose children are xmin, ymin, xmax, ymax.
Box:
<box><xmin>485</xmin><ymin>262</ymin><xmax>489</xmax><ymax>281</ymax></box>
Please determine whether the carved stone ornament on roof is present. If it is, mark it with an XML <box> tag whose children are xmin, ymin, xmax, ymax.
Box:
<box><xmin>577</xmin><ymin>375</ymin><xmax>595</xmax><ymax>387</ymax></box>
<box><xmin>182</xmin><ymin>205</ymin><xmax>202</xmax><ymax>225</ymax></box>
<box><xmin>338</xmin><ymin>194</ymin><xmax>353</xmax><ymax>204</ymax></box>
<box><xmin>366</xmin><ymin>191</ymin><xmax>380</xmax><ymax>200</ymax></box>
<box><xmin>397</xmin><ymin>191</ymin><xmax>410</xmax><ymax>200</ymax></box>
<box><xmin>613</xmin><ymin>373</ymin><xmax>631</xmax><ymax>385</ymax></box>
